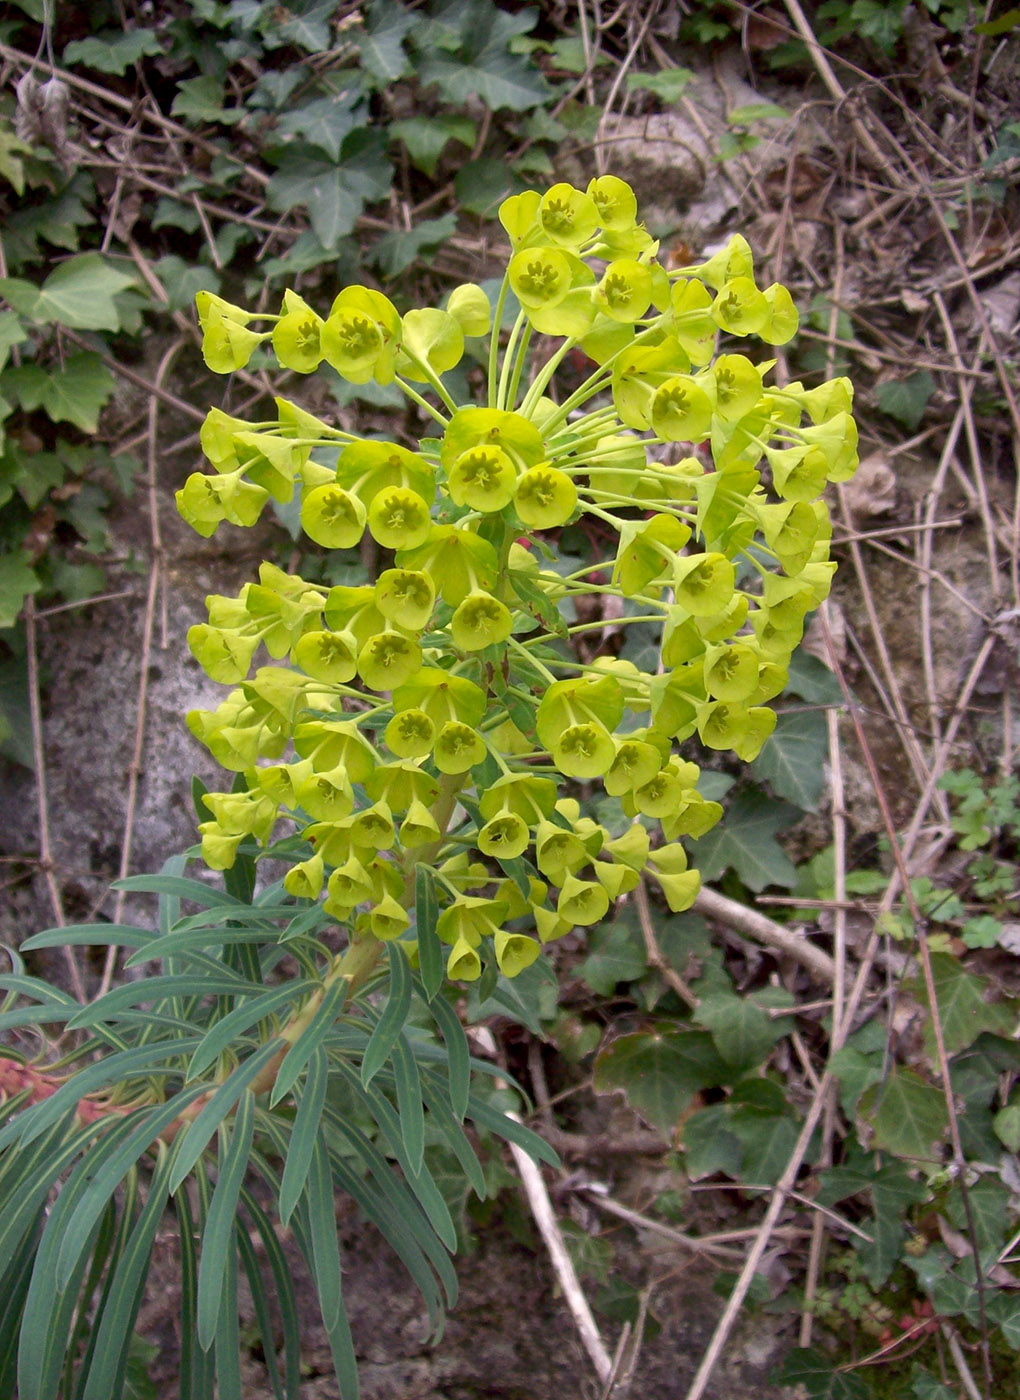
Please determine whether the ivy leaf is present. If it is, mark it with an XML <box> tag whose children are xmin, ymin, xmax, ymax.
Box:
<box><xmin>876</xmin><ymin>371</ymin><xmax>936</xmax><ymax>430</ymax></box>
<box><xmin>861</xmin><ymin>1068</ymin><xmax>948</xmax><ymax>1163</ymax></box>
<box><xmin>695</xmin><ymin>989</ymin><xmax>794</xmax><ymax>1071</ymax></box>
<box><xmin>779</xmin><ymin>1348</ymin><xmax>878</xmax><ymax>1399</ymax></box>
<box><xmin>625</xmin><ymin>69</ymin><xmax>694</xmax><ymax>102</ymax></box>
<box><xmin>908</xmin><ymin>953</ymin><xmax>1016</xmax><ymax>1056</ymax></box>
<box><xmin>373</xmin><ymin>213</ymin><xmax>458</xmax><ymax>278</ymax></box>
<box><xmin>750</xmin><ymin>707</ymin><xmax>828</xmax><ymax>810</ymax></box>
<box><xmin>0</xmin><ymin>312</ymin><xmax>27</xmax><ymax>373</ymax></box>
<box><xmin>946</xmin><ymin>1175</ymin><xmax>1009</xmax><ymax>1254</ymax></box>
<box><xmin>690</xmin><ymin>787</ymin><xmax>800</xmax><ymax>891</ymax></box>
<box><xmin>5</xmin><ymin>353</ymin><xmax>114</xmax><ymax>433</ymax></box>
<box><xmin>0</xmin><ymin>551</ymin><xmax>41</xmax><ymax>628</ymax></box>
<box><xmin>275</xmin><ymin>93</ymin><xmax>364</xmax><ymax>161</ymax></box>
<box><xmin>416</xmin><ymin>0</ymin><xmax>552</xmax><ymax>111</ymax></box>
<box><xmin>785</xmin><ymin>648</ymin><xmax>844</xmax><ymax>705</ymax></box>
<box><xmin>681</xmin><ymin>1104</ymin><xmax>743</xmax><ymax>1178</ymax></box>
<box><xmin>593</xmin><ymin>1029</ymin><xmax>728</xmax><ymax>1131</ymax></box>
<box><xmin>273</xmin><ymin>0</ymin><xmax>336</xmax><ymax>53</ymax></box>
<box><xmin>171</xmin><ymin>76</ymin><xmax>245</xmax><ymax>126</ymax></box>
<box><xmin>359</xmin><ymin>0</ymin><xmax>418</xmax><ymax>83</ymax></box>
<box><xmin>0</xmin><ymin>122</ymin><xmax>35</xmax><ymax>195</ymax></box>
<box><xmin>389</xmin><ymin>115</ymin><xmax>475</xmax><ymax>178</ymax></box>
<box><xmin>266</xmin><ymin>131</ymin><xmax>392</xmax><ymax>249</ymax></box>
<box><xmin>726</xmin><ymin>1079</ymin><xmax>798</xmax><ymax>1185</ymax></box>
<box><xmin>0</xmin><ymin>253</ymin><xmax>136</xmax><ymax>331</ymax></box>
<box><xmin>578</xmin><ymin>920</ymin><xmax>646</xmax><ymax>996</ymax></box>
<box><xmin>63</xmin><ymin>29</ymin><xmax>162</xmax><ymax>74</ymax></box>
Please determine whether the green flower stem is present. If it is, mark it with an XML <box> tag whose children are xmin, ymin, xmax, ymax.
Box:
<box><xmin>519</xmin><ymin>335</ymin><xmax>579</xmax><ymax>418</ymax></box>
<box><xmin>539</xmin><ymin>317</ymin><xmax>674</xmax><ymax>434</ymax></box>
<box><xmin>580</xmin><ymin>488</ymin><xmax>697</xmax><ymax>521</ymax></box>
<box><xmin>504</xmin><ymin>321</ymin><xmax>533</xmax><ymax>413</ymax></box>
<box><xmin>507</xmin><ymin>634</ymin><xmax>558</xmax><ymax>685</ymax></box>
<box><xmin>497</xmin><ymin>310</ymin><xmax>529</xmax><ymax>411</ymax></box>
<box><xmin>394</xmin><ymin>376</ymin><xmax>452</xmax><ymax>426</ymax></box>
<box><xmin>487</xmin><ymin>270</ymin><xmax>512</xmax><ymax>407</ymax></box>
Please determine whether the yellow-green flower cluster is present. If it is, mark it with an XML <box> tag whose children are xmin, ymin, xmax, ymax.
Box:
<box><xmin>179</xmin><ymin>175</ymin><xmax>858</xmax><ymax>986</ymax></box>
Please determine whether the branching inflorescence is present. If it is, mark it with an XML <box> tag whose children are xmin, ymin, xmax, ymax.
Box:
<box><xmin>180</xmin><ymin>175</ymin><xmax>858</xmax><ymax>986</ymax></box>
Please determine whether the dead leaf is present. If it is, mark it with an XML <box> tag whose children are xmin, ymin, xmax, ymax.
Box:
<box><xmin>841</xmin><ymin>451</ymin><xmax>897</xmax><ymax>521</ymax></box>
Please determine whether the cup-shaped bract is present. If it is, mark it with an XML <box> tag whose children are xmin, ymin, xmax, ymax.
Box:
<box><xmin>450</xmin><ymin>591</ymin><xmax>513</xmax><ymax>651</ymax></box>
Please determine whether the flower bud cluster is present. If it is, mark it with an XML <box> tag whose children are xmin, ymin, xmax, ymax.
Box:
<box><xmin>179</xmin><ymin>176</ymin><xmax>858</xmax><ymax>985</ymax></box>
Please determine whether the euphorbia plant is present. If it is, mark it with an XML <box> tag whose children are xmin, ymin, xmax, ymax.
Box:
<box><xmin>0</xmin><ymin>177</ymin><xmax>857</xmax><ymax>1400</ymax></box>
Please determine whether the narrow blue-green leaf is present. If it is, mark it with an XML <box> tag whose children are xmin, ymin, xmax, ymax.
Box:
<box><xmin>158</xmin><ymin>852</ymin><xmax>190</xmax><ymax>942</ymax></box>
<box><xmin>326</xmin><ymin>1145</ymin><xmax>446</xmax><ymax>1326</ymax></box>
<box><xmin>427</xmin><ymin>991</ymin><xmax>470</xmax><ymax>1120</ymax></box>
<box><xmin>0</xmin><ymin>1119</ymin><xmax>98</xmax><ymax>1277</ymax></box>
<box><xmin>124</xmin><ymin>925</ymin><xmax>273</xmax><ymax>968</ymax></box>
<box><xmin>113</xmin><ymin>874</ymin><xmax>244</xmax><ymax>905</ymax></box>
<box><xmin>66</xmin><ymin>973</ymin><xmax>266</xmax><ymax>1030</ymax></box>
<box><xmin>279</xmin><ymin>1047</ymin><xmax>327</xmax><ymax>1226</ymax></box>
<box><xmin>6</xmin><ymin>1040</ymin><xmax>202</xmax><ymax>1149</ymax></box>
<box><xmin>175</xmin><ymin>1185</ymin><xmax>200</xmax><ymax>1400</ymax></box>
<box><xmin>64</xmin><ymin>1194</ymin><xmax>123</xmax><ymax>1392</ymax></box>
<box><xmin>57</xmin><ymin>1089</ymin><xmax>207</xmax><ymax>1290</ymax></box>
<box><xmin>280</xmin><ymin>902</ymin><xmax>328</xmax><ymax>943</ymax></box>
<box><xmin>305</xmin><ymin>1137</ymin><xmax>343</xmax><ymax>1330</ymax></box>
<box><xmin>236</xmin><ymin>1212</ymin><xmax>285</xmax><ymax>1400</ymax></box>
<box><xmin>299</xmin><ymin>1162</ymin><xmax>359</xmax><ymax>1399</ymax></box>
<box><xmin>361</xmin><ymin>943</ymin><xmax>411</xmax><ymax>1089</ymax></box>
<box><xmin>392</xmin><ymin>1032</ymin><xmax>424</xmax><ymax>1176</ymax></box>
<box><xmin>80</xmin><ymin>1149</ymin><xmax>174</xmax><ymax>1400</ymax></box>
<box><xmin>169</xmin><ymin>1041</ymin><xmax>279</xmax><ymax>1194</ymax></box>
<box><xmin>189</xmin><ymin>981</ymin><xmax>314</xmax><ymax>1080</ymax></box>
<box><xmin>214</xmin><ymin>1230</ymin><xmax>242</xmax><ymax>1400</ymax></box>
<box><xmin>19</xmin><ymin>924</ymin><xmax>151</xmax><ymax>952</ymax></box>
<box><xmin>0</xmin><ymin>974</ymin><xmax>78</xmax><ymax>1005</ymax></box>
<box><xmin>0</xmin><ymin>1209</ymin><xmax>40</xmax><ymax>1395</ymax></box>
<box><xmin>239</xmin><ymin>1185</ymin><xmax>302</xmax><ymax>1399</ymax></box>
<box><xmin>0</xmin><ymin>1004</ymin><xmax>78</xmax><ymax>1034</ymax></box>
<box><xmin>196</xmin><ymin>1091</ymin><xmax>255</xmax><ymax>1350</ymax></box>
<box><xmin>18</xmin><ymin>1205</ymin><xmax>102</xmax><ymax>1400</ymax></box>
<box><xmin>415</xmin><ymin>866</ymin><xmax>442</xmax><ymax>1000</ymax></box>
<box><xmin>17</xmin><ymin>1122</ymin><xmax>139</xmax><ymax>1399</ymax></box>
<box><xmin>271</xmin><ymin>980</ymin><xmax>346</xmax><ymax>1107</ymax></box>
<box><xmin>358</xmin><ymin>1081</ymin><xmax>457</xmax><ymax>1251</ymax></box>
<box><xmin>466</xmin><ymin>1095</ymin><xmax>560</xmax><ymax>1167</ymax></box>
<box><xmin>294</xmin><ymin>1110</ymin><xmax>454</xmax><ymax>1319</ymax></box>
<box><xmin>420</xmin><ymin>1072</ymin><xmax>486</xmax><ymax>1199</ymax></box>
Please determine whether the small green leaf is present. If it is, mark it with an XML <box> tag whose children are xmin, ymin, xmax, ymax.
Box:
<box><xmin>876</xmin><ymin>371</ymin><xmax>936</xmax><ymax>430</ymax></box>
<box><xmin>63</xmin><ymin>29</ymin><xmax>162</xmax><ymax>74</ymax></box>
<box><xmin>390</xmin><ymin>115</ymin><xmax>474</xmax><ymax>177</ymax></box>
<box><xmin>0</xmin><ymin>311</ymin><xmax>27</xmax><ymax>372</ymax></box>
<box><xmin>0</xmin><ymin>551</ymin><xmax>40</xmax><ymax>629</ymax></box>
<box><xmin>373</xmin><ymin>213</ymin><xmax>458</xmax><ymax>278</ymax></box>
<box><xmin>728</xmin><ymin>103</ymin><xmax>789</xmax><ymax>124</ymax></box>
<box><xmin>976</xmin><ymin>8</ymin><xmax>1020</xmax><ymax>36</ymax></box>
<box><xmin>625</xmin><ymin>69</ymin><xmax>694</xmax><ymax>101</ymax></box>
